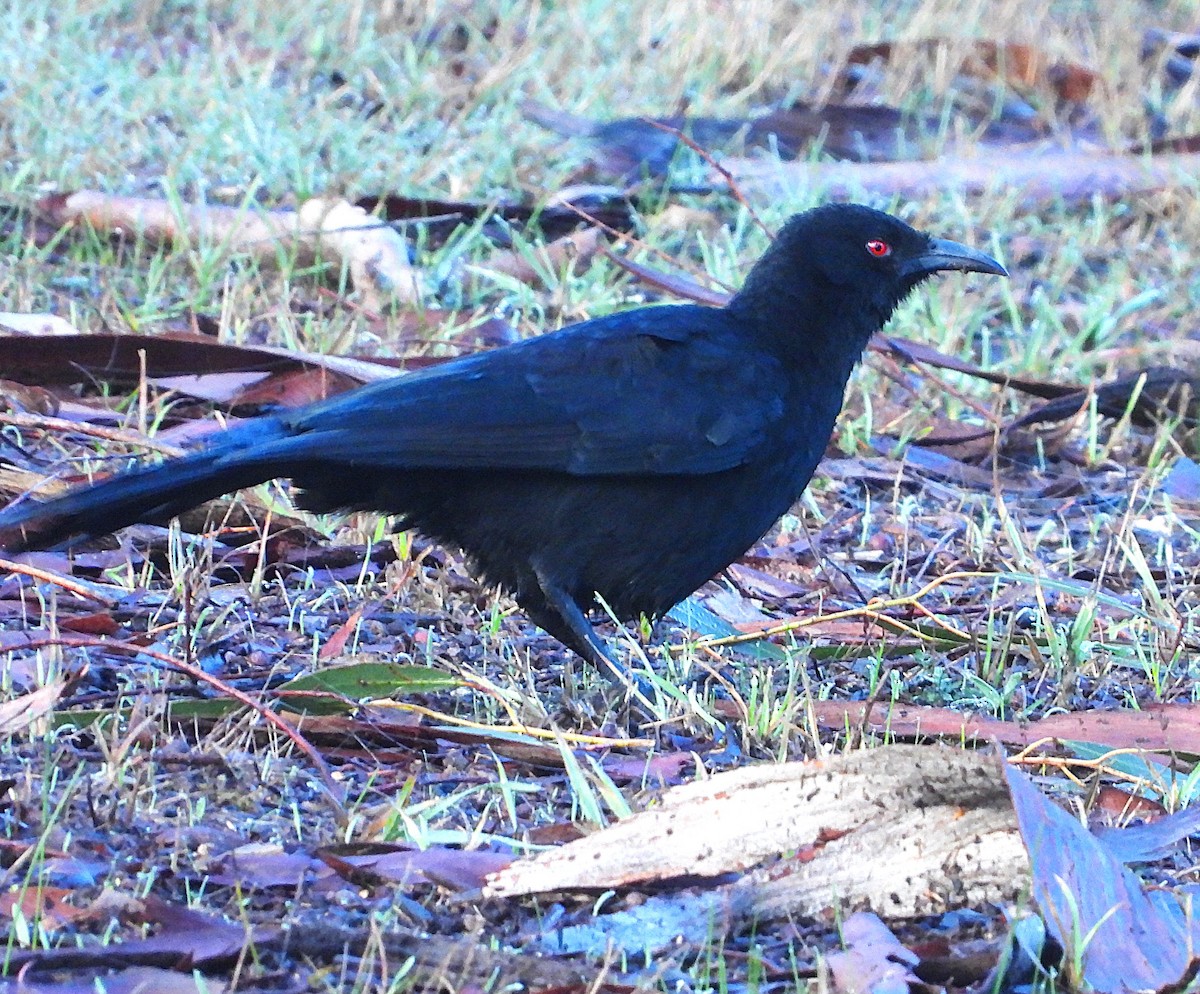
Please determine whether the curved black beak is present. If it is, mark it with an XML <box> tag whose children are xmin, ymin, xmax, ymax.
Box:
<box><xmin>901</xmin><ymin>237</ymin><xmax>1008</xmax><ymax>280</ymax></box>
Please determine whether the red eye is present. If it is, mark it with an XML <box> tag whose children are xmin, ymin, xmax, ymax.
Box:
<box><xmin>866</xmin><ymin>239</ymin><xmax>892</xmax><ymax>258</ymax></box>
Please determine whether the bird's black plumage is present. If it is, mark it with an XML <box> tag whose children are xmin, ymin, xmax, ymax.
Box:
<box><xmin>0</xmin><ymin>204</ymin><xmax>1006</xmax><ymax>686</ymax></box>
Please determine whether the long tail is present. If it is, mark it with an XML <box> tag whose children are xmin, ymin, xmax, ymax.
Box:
<box><xmin>0</xmin><ymin>420</ymin><xmax>292</xmax><ymax>551</ymax></box>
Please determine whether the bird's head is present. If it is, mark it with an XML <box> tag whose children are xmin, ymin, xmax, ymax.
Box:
<box><xmin>729</xmin><ymin>203</ymin><xmax>1007</xmax><ymax>357</ymax></box>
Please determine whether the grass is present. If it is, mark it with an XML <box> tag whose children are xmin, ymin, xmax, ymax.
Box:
<box><xmin>5</xmin><ymin>0</ymin><xmax>1200</xmax><ymax>989</ymax></box>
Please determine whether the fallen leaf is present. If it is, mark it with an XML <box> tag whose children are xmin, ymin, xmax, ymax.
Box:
<box><xmin>0</xmin><ymin>311</ymin><xmax>83</xmax><ymax>336</ymax></box>
<box><xmin>1003</xmin><ymin>762</ymin><xmax>1200</xmax><ymax>992</ymax></box>
<box><xmin>826</xmin><ymin>912</ymin><xmax>921</xmax><ymax>994</ymax></box>
<box><xmin>0</xmin><ymin>330</ymin><xmax>402</xmax><ymax>390</ymax></box>
<box><xmin>846</xmin><ymin>39</ymin><xmax>1098</xmax><ymax>103</ymax></box>
<box><xmin>318</xmin><ymin>606</ymin><xmax>365</xmax><ymax>661</ymax></box>
<box><xmin>0</xmin><ymin>676</ymin><xmax>66</xmax><ymax>737</ymax></box>
<box><xmin>316</xmin><ymin>843</ymin><xmax>513</xmax><ymax>891</ymax></box>
<box><xmin>275</xmin><ymin>661</ymin><xmax>460</xmax><ymax>714</ymax></box>
<box><xmin>1091</xmin><ymin>802</ymin><xmax>1200</xmax><ymax>864</ymax></box>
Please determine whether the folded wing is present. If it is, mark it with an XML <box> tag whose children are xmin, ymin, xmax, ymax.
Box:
<box><xmin>270</xmin><ymin>306</ymin><xmax>787</xmax><ymax>476</ymax></box>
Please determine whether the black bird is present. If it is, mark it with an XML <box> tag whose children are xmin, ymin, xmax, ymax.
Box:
<box><xmin>0</xmin><ymin>204</ymin><xmax>1005</xmax><ymax>687</ymax></box>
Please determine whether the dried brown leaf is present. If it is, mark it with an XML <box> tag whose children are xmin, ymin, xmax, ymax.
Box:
<box><xmin>0</xmin><ymin>676</ymin><xmax>66</xmax><ymax>737</ymax></box>
<box><xmin>846</xmin><ymin>39</ymin><xmax>1098</xmax><ymax>103</ymax></box>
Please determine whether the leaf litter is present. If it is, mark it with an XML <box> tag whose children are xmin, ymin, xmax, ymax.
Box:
<box><xmin>7</xmin><ymin>13</ymin><xmax>1200</xmax><ymax>994</ymax></box>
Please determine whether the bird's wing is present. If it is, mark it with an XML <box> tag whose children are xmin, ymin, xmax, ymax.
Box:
<box><xmin>275</xmin><ymin>307</ymin><xmax>787</xmax><ymax>476</ymax></box>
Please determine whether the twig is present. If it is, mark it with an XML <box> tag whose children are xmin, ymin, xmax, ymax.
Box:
<box><xmin>642</xmin><ymin>117</ymin><xmax>773</xmax><ymax>238</ymax></box>
<box><xmin>0</xmin><ymin>555</ymin><xmax>120</xmax><ymax>605</ymax></box>
<box><xmin>0</xmin><ymin>411</ymin><xmax>186</xmax><ymax>457</ymax></box>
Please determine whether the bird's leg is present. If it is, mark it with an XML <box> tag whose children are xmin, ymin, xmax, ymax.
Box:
<box><xmin>531</xmin><ymin>569</ymin><xmax>645</xmax><ymax>694</ymax></box>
